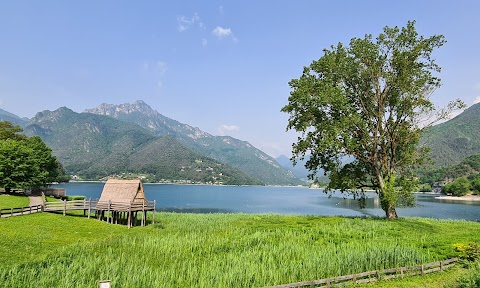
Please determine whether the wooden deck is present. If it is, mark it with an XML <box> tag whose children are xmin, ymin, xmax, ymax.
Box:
<box><xmin>42</xmin><ymin>198</ymin><xmax>156</xmax><ymax>228</ymax></box>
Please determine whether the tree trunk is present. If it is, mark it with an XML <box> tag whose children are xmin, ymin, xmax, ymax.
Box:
<box><xmin>377</xmin><ymin>174</ymin><xmax>399</xmax><ymax>219</ymax></box>
<box><xmin>386</xmin><ymin>203</ymin><xmax>398</xmax><ymax>219</ymax></box>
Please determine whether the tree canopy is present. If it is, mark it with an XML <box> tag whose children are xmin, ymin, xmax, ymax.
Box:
<box><xmin>0</xmin><ymin>121</ymin><xmax>65</xmax><ymax>192</ymax></box>
<box><xmin>282</xmin><ymin>21</ymin><xmax>464</xmax><ymax>219</ymax></box>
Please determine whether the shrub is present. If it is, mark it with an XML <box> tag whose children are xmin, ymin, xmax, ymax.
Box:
<box><xmin>455</xmin><ymin>243</ymin><xmax>480</xmax><ymax>262</ymax></box>
<box><xmin>471</xmin><ymin>175</ymin><xmax>480</xmax><ymax>194</ymax></box>
<box><xmin>443</xmin><ymin>177</ymin><xmax>471</xmax><ymax>196</ymax></box>
<box><xmin>418</xmin><ymin>183</ymin><xmax>432</xmax><ymax>192</ymax></box>
<box><xmin>456</xmin><ymin>261</ymin><xmax>480</xmax><ymax>288</ymax></box>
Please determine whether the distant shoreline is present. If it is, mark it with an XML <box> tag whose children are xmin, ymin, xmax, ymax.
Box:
<box><xmin>58</xmin><ymin>180</ymin><xmax>307</xmax><ymax>188</ymax></box>
<box><xmin>435</xmin><ymin>195</ymin><xmax>480</xmax><ymax>202</ymax></box>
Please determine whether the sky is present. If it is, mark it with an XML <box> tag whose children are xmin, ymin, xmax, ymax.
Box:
<box><xmin>0</xmin><ymin>1</ymin><xmax>479</xmax><ymax>158</ymax></box>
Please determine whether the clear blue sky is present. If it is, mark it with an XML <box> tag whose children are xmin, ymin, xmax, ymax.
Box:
<box><xmin>1</xmin><ymin>1</ymin><xmax>479</xmax><ymax>157</ymax></box>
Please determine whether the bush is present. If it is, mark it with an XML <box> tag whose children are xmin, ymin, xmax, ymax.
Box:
<box><xmin>455</xmin><ymin>243</ymin><xmax>480</xmax><ymax>262</ymax></box>
<box><xmin>67</xmin><ymin>195</ymin><xmax>86</xmax><ymax>201</ymax></box>
<box><xmin>471</xmin><ymin>175</ymin><xmax>480</xmax><ymax>194</ymax></box>
<box><xmin>443</xmin><ymin>177</ymin><xmax>471</xmax><ymax>196</ymax></box>
<box><xmin>418</xmin><ymin>183</ymin><xmax>432</xmax><ymax>192</ymax></box>
<box><xmin>456</xmin><ymin>261</ymin><xmax>480</xmax><ymax>288</ymax></box>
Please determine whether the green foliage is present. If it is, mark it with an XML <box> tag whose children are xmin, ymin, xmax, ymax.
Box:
<box><xmin>419</xmin><ymin>154</ymin><xmax>480</xmax><ymax>184</ymax></box>
<box><xmin>422</xmin><ymin>103</ymin><xmax>480</xmax><ymax>168</ymax></box>
<box><xmin>282</xmin><ymin>21</ymin><xmax>460</xmax><ymax>218</ymax></box>
<box><xmin>455</xmin><ymin>243</ymin><xmax>480</xmax><ymax>262</ymax></box>
<box><xmin>0</xmin><ymin>121</ymin><xmax>26</xmax><ymax>141</ymax></box>
<box><xmin>471</xmin><ymin>175</ymin><xmax>480</xmax><ymax>194</ymax></box>
<box><xmin>418</xmin><ymin>183</ymin><xmax>432</xmax><ymax>192</ymax></box>
<box><xmin>1</xmin><ymin>213</ymin><xmax>479</xmax><ymax>287</ymax></box>
<box><xmin>456</xmin><ymin>261</ymin><xmax>480</xmax><ymax>288</ymax></box>
<box><xmin>85</xmin><ymin>101</ymin><xmax>303</xmax><ymax>185</ymax></box>
<box><xmin>443</xmin><ymin>177</ymin><xmax>471</xmax><ymax>196</ymax></box>
<box><xmin>24</xmin><ymin>109</ymin><xmax>259</xmax><ymax>185</ymax></box>
<box><xmin>0</xmin><ymin>122</ymin><xmax>64</xmax><ymax>191</ymax></box>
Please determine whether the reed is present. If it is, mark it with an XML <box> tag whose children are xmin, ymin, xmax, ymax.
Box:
<box><xmin>0</xmin><ymin>213</ymin><xmax>479</xmax><ymax>287</ymax></box>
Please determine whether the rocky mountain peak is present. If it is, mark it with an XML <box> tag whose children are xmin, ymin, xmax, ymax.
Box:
<box><xmin>84</xmin><ymin>100</ymin><xmax>158</xmax><ymax>118</ymax></box>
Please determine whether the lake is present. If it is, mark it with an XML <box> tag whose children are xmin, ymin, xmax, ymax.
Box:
<box><xmin>52</xmin><ymin>182</ymin><xmax>480</xmax><ymax>221</ymax></box>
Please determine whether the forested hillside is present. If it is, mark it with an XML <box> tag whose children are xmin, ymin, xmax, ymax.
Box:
<box><xmin>85</xmin><ymin>100</ymin><xmax>303</xmax><ymax>185</ymax></box>
<box><xmin>421</xmin><ymin>103</ymin><xmax>480</xmax><ymax>168</ymax></box>
<box><xmin>23</xmin><ymin>107</ymin><xmax>258</xmax><ymax>185</ymax></box>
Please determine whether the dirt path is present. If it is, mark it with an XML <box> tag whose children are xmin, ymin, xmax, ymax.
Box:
<box><xmin>29</xmin><ymin>195</ymin><xmax>43</xmax><ymax>206</ymax></box>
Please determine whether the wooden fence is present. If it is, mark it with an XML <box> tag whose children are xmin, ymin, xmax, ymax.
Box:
<box><xmin>267</xmin><ymin>258</ymin><xmax>458</xmax><ymax>288</ymax></box>
<box><xmin>0</xmin><ymin>205</ymin><xmax>43</xmax><ymax>218</ymax></box>
<box><xmin>43</xmin><ymin>199</ymin><xmax>92</xmax><ymax>216</ymax></box>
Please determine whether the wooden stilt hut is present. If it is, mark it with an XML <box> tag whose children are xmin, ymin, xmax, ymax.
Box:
<box><xmin>96</xmin><ymin>179</ymin><xmax>155</xmax><ymax>228</ymax></box>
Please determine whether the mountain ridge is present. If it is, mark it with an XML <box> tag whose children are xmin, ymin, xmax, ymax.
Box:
<box><xmin>85</xmin><ymin>100</ymin><xmax>302</xmax><ymax>185</ymax></box>
<box><xmin>23</xmin><ymin>107</ymin><xmax>258</xmax><ymax>185</ymax></box>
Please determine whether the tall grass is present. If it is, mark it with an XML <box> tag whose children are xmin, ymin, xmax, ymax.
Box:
<box><xmin>0</xmin><ymin>213</ymin><xmax>479</xmax><ymax>287</ymax></box>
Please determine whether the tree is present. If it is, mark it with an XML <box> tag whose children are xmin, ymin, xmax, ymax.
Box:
<box><xmin>282</xmin><ymin>21</ymin><xmax>464</xmax><ymax>219</ymax></box>
<box><xmin>0</xmin><ymin>121</ymin><xmax>26</xmax><ymax>141</ymax></box>
<box><xmin>471</xmin><ymin>175</ymin><xmax>480</xmax><ymax>194</ymax></box>
<box><xmin>0</xmin><ymin>121</ymin><xmax>65</xmax><ymax>192</ymax></box>
<box><xmin>443</xmin><ymin>177</ymin><xmax>471</xmax><ymax>196</ymax></box>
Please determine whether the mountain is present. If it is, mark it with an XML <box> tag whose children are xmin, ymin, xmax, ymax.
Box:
<box><xmin>421</xmin><ymin>103</ymin><xmax>480</xmax><ymax>168</ymax></box>
<box><xmin>23</xmin><ymin>107</ymin><xmax>258</xmax><ymax>185</ymax></box>
<box><xmin>0</xmin><ymin>109</ymin><xmax>29</xmax><ymax>127</ymax></box>
<box><xmin>85</xmin><ymin>100</ymin><xmax>302</xmax><ymax>185</ymax></box>
<box><xmin>275</xmin><ymin>155</ymin><xmax>310</xmax><ymax>179</ymax></box>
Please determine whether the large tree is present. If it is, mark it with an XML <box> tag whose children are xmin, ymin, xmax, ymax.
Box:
<box><xmin>282</xmin><ymin>21</ymin><xmax>464</xmax><ymax>219</ymax></box>
<box><xmin>0</xmin><ymin>121</ymin><xmax>64</xmax><ymax>192</ymax></box>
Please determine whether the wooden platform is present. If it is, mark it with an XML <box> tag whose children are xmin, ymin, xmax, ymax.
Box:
<box><xmin>42</xmin><ymin>197</ymin><xmax>156</xmax><ymax>228</ymax></box>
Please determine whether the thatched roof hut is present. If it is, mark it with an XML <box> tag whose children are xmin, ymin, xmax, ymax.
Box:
<box><xmin>99</xmin><ymin>179</ymin><xmax>147</xmax><ymax>205</ymax></box>
<box><xmin>96</xmin><ymin>179</ymin><xmax>155</xmax><ymax>228</ymax></box>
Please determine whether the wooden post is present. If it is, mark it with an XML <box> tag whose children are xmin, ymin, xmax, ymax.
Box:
<box><xmin>88</xmin><ymin>198</ymin><xmax>91</xmax><ymax>219</ymax></box>
<box><xmin>141</xmin><ymin>201</ymin><xmax>145</xmax><ymax>227</ymax></box>
<box><xmin>152</xmin><ymin>200</ymin><xmax>156</xmax><ymax>224</ymax></box>
<box><xmin>421</xmin><ymin>265</ymin><xmax>424</xmax><ymax>276</ymax></box>
<box><xmin>10</xmin><ymin>208</ymin><xmax>13</xmax><ymax>217</ymax></box>
<box><xmin>127</xmin><ymin>209</ymin><xmax>131</xmax><ymax>229</ymax></box>
<box><xmin>107</xmin><ymin>200</ymin><xmax>111</xmax><ymax>224</ymax></box>
<box><xmin>63</xmin><ymin>199</ymin><xmax>66</xmax><ymax>216</ymax></box>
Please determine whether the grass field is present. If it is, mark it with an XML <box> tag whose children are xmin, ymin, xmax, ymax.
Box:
<box><xmin>0</xmin><ymin>193</ymin><xmax>30</xmax><ymax>209</ymax></box>
<box><xmin>0</xmin><ymin>212</ymin><xmax>479</xmax><ymax>287</ymax></box>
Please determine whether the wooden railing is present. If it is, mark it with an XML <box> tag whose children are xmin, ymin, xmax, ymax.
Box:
<box><xmin>42</xmin><ymin>198</ymin><xmax>156</xmax><ymax>228</ymax></box>
<box><xmin>43</xmin><ymin>199</ymin><xmax>92</xmax><ymax>215</ymax></box>
<box><xmin>96</xmin><ymin>200</ymin><xmax>156</xmax><ymax>211</ymax></box>
<box><xmin>0</xmin><ymin>205</ymin><xmax>43</xmax><ymax>218</ymax></box>
<box><xmin>266</xmin><ymin>258</ymin><xmax>458</xmax><ymax>287</ymax></box>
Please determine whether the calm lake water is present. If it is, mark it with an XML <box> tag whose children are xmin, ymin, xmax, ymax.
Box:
<box><xmin>52</xmin><ymin>182</ymin><xmax>480</xmax><ymax>221</ymax></box>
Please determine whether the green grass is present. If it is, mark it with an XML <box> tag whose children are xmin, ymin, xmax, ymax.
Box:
<box><xmin>0</xmin><ymin>213</ymin><xmax>479</xmax><ymax>287</ymax></box>
<box><xmin>0</xmin><ymin>193</ymin><xmax>30</xmax><ymax>209</ymax></box>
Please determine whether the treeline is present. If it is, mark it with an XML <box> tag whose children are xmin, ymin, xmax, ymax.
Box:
<box><xmin>418</xmin><ymin>154</ymin><xmax>480</xmax><ymax>196</ymax></box>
